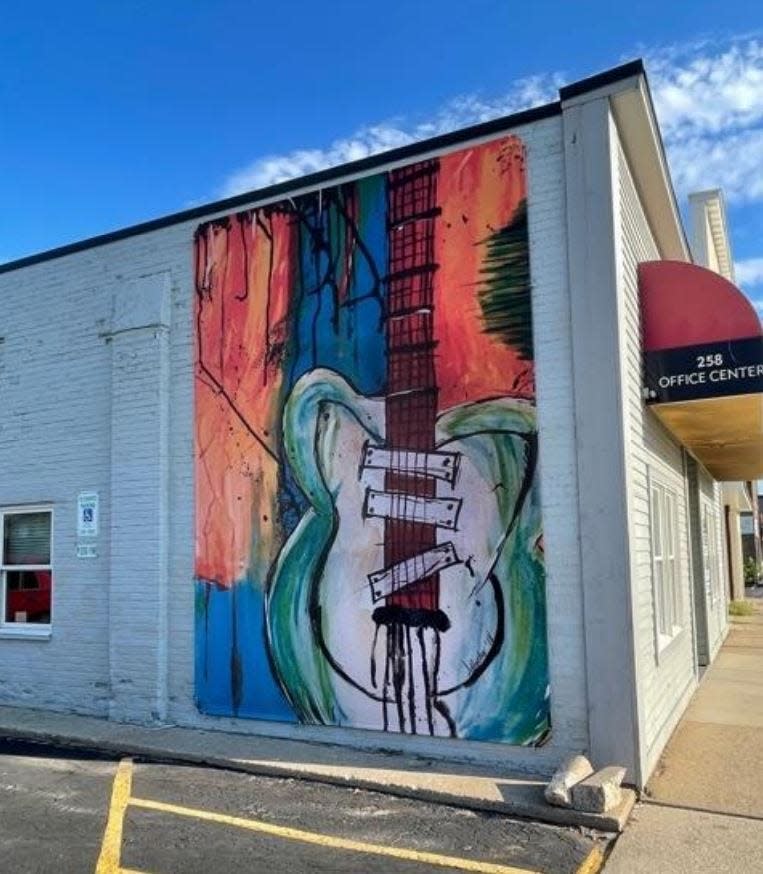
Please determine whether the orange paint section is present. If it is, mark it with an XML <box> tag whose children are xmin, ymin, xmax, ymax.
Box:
<box><xmin>435</xmin><ymin>136</ymin><xmax>534</xmax><ymax>408</ymax></box>
<box><xmin>195</xmin><ymin>213</ymin><xmax>295</xmax><ymax>586</ymax></box>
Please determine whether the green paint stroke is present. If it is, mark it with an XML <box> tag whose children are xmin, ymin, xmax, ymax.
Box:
<box><xmin>266</xmin><ymin>369</ymin><xmax>384</xmax><ymax>725</ymax></box>
<box><xmin>477</xmin><ymin>199</ymin><xmax>533</xmax><ymax>361</ymax></box>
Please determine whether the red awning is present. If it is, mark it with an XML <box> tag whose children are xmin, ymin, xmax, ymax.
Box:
<box><xmin>639</xmin><ymin>260</ymin><xmax>763</xmax><ymax>481</ymax></box>
<box><xmin>640</xmin><ymin>261</ymin><xmax>761</xmax><ymax>350</ymax></box>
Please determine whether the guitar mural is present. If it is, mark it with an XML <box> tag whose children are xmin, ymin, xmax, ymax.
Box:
<box><xmin>194</xmin><ymin>135</ymin><xmax>550</xmax><ymax>745</ymax></box>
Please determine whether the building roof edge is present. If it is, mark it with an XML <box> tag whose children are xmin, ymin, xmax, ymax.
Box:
<box><xmin>0</xmin><ymin>101</ymin><xmax>561</xmax><ymax>276</ymax></box>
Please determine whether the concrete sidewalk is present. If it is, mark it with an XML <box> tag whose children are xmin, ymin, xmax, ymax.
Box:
<box><xmin>605</xmin><ymin>590</ymin><xmax>763</xmax><ymax>872</ymax></box>
<box><xmin>0</xmin><ymin>703</ymin><xmax>634</xmax><ymax>834</ymax></box>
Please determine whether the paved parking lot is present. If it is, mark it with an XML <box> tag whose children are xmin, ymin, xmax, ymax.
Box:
<box><xmin>0</xmin><ymin>737</ymin><xmax>606</xmax><ymax>874</ymax></box>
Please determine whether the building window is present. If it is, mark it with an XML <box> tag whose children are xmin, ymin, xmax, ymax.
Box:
<box><xmin>650</xmin><ymin>480</ymin><xmax>682</xmax><ymax>646</ymax></box>
<box><xmin>1</xmin><ymin>508</ymin><xmax>53</xmax><ymax>630</ymax></box>
<box><xmin>702</xmin><ymin>503</ymin><xmax>721</xmax><ymax>605</ymax></box>
<box><xmin>740</xmin><ymin>512</ymin><xmax>754</xmax><ymax>537</ymax></box>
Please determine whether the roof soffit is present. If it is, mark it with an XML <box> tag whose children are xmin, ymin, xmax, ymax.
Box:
<box><xmin>562</xmin><ymin>72</ymin><xmax>689</xmax><ymax>262</ymax></box>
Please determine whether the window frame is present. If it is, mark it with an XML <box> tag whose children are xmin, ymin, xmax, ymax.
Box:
<box><xmin>0</xmin><ymin>505</ymin><xmax>54</xmax><ymax>639</ymax></box>
<box><xmin>701</xmin><ymin>500</ymin><xmax>722</xmax><ymax>608</ymax></box>
<box><xmin>649</xmin><ymin>475</ymin><xmax>683</xmax><ymax>656</ymax></box>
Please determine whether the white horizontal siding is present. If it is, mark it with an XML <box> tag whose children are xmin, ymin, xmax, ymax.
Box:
<box><xmin>700</xmin><ymin>473</ymin><xmax>729</xmax><ymax>659</ymax></box>
<box><xmin>615</xmin><ymin>132</ymin><xmax>697</xmax><ymax>778</ymax></box>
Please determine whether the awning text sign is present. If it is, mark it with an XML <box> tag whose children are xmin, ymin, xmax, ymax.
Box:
<box><xmin>645</xmin><ymin>336</ymin><xmax>763</xmax><ymax>404</ymax></box>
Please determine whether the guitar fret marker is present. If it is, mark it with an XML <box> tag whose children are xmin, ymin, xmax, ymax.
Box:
<box><xmin>364</xmin><ymin>488</ymin><xmax>462</xmax><ymax>529</ymax></box>
<box><xmin>368</xmin><ymin>543</ymin><xmax>461</xmax><ymax>601</ymax></box>
<box><xmin>361</xmin><ymin>443</ymin><xmax>461</xmax><ymax>484</ymax></box>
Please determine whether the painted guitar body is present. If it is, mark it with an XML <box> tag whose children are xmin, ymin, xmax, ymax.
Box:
<box><xmin>266</xmin><ymin>368</ymin><xmax>548</xmax><ymax>745</ymax></box>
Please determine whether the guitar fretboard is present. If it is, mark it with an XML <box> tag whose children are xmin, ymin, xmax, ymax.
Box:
<box><xmin>384</xmin><ymin>160</ymin><xmax>442</xmax><ymax>612</ymax></box>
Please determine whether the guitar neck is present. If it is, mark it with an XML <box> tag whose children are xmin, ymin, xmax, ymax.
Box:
<box><xmin>383</xmin><ymin>160</ymin><xmax>442</xmax><ymax>612</ymax></box>
<box><xmin>385</xmin><ymin>160</ymin><xmax>441</xmax><ymax>448</ymax></box>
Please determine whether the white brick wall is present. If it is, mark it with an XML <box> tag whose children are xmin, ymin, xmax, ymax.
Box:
<box><xmin>0</xmin><ymin>261</ymin><xmax>113</xmax><ymax>713</ymax></box>
<box><xmin>109</xmin><ymin>273</ymin><xmax>171</xmax><ymax>722</ymax></box>
<box><xmin>526</xmin><ymin>118</ymin><xmax>589</xmax><ymax>755</ymax></box>
<box><xmin>0</xmin><ymin>116</ymin><xmax>588</xmax><ymax>773</ymax></box>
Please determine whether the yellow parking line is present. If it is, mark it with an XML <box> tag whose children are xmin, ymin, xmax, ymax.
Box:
<box><xmin>95</xmin><ymin>758</ymin><xmax>133</xmax><ymax>874</ymax></box>
<box><xmin>130</xmin><ymin>795</ymin><xmax>542</xmax><ymax>874</ymax></box>
<box><xmin>576</xmin><ymin>845</ymin><xmax>606</xmax><ymax>874</ymax></box>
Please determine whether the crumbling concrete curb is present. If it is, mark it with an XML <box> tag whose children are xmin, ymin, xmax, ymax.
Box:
<box><xmin>0</xmin><ymin>710</ymin><xmax>636</xmax><ymax>832</ymax></box>
<box><xmin>545</xmin><ymin>754</ymin><xmax>595</xmax><ymax>807</ymax></box>
<box><xmin>572</xmin><ymin>766</ymin><xmax>627</xmax><ymax>813</ymax></box>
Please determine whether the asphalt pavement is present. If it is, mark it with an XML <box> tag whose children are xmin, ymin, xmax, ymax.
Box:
<box><xmin>0</xmin><ymin>737</ymin><xmax>607</xmax><ymax>874</ymax></box>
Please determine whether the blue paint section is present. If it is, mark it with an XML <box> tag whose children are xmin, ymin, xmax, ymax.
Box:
<box><xmin>346</xmin><ymin>175</ymin><xmax>388</xmax><ymax>394</ymax></box>
<box><xmin>195</xmin><ymin>578</ymin><xmax>297</xmax><ymax>722</ymax></box>
<box><xmin>279</xmin><ymin>178</ymin><xmax>388</xmax><ymax>541</ymax></box>
<box><xmin>287</xmin><ymin>179</ymin><xmax>388</xmax><ymax>397</ymax></box>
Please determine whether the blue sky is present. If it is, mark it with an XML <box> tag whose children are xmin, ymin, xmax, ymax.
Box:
<box><xmin>1</xmin><ymin>2</ymin><xmax>762</xmax><ymax>315</ymax></box>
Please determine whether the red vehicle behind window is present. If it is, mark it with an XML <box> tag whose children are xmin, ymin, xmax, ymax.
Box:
<box><xmin>5</xmin><ymin>570</ymin><xmax>51</xmax><ymax>624</ymax></box>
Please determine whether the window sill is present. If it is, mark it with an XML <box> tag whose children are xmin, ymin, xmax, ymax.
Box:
<box><xmin>656</xmin><ymin>625</ymin><xmax>685</xmax><ymax>664</ymax></box>
<box><xmin>0</xmin><ymin>626</ymin><xmax>52</xmax><ymax>641</ymax></box>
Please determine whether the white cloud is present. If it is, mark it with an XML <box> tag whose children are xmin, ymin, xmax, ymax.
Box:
<box><xmin>218</xmin><ymin>33</ymin><xmax>763</xmax><ymax>296</ymax></box>
<box><xmin>220</xmin><ymin>74</ymin><xmax>562</xmax><ymax>197</ymax></box>
<box><xmin>644</xmin><ymin>37</ymin><xmax>763</xmax><ymax>203</ymax></box>
<box><xmin>647</xmin><ymin>38</ymin><xmax>763</xmax><ymax>140</ymax></box>
<box><xmin>664</xmin><ymin>127</ymin><xmax>763</xmax><ymax>202</ymax></box>
<box><xmin>735</xmin><ymin>259</ymin><xmax>763</xmax><ymax>318</ymax></box>
<box><xmin>735</xmin><ymin>257</ymin><xmax>763</xmax><ymax>287</ymax></box>
<box><xmin>222</xmin><ymin>127</ymin><xmax>416</xmax><ymax>196</ymax></box>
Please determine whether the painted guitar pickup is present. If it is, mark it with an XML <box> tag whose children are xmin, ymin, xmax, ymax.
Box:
<box><xmin>368</xmin><ymin>542</ymin><xmax>461</xmax><ymax>601</ymax></box>
<box><xmin>363</xmin><ymin>489</ymin><xmax>462</xmax><ymax>529</ymax></box>
<box><xmin>360</xmin><ymin>442</ymin><xmax>461</xmax><ymax>484</ymax></box>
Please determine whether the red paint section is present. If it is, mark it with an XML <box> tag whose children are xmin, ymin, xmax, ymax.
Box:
<box><xmin>640</xmin><ymin>260</ymin><xmax>763</xmax><ymax>352</ymax></box>
<box><xmin>435</xmin><ymin>137</ymin><xmax>533</xmax><ymax>407</ymax></box>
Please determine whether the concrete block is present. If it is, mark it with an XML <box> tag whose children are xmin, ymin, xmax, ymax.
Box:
<box><xmin>545</xmin><ymin>754</ymin><xmax>594</xmax><ymax>807</ymax></box>
<box><xmin>571</xmin><ymin>765</ymin><xmax>626</xmax><ymax>813</ymax></box>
